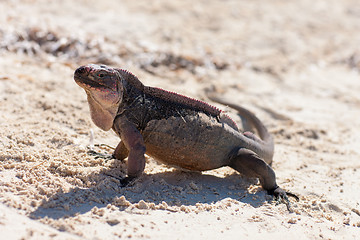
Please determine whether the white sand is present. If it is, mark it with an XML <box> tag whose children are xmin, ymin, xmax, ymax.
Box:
<box><xmin>1</xmin><ymin>0</ymin><xmax>360</xmax><ymax>239</ymax></box>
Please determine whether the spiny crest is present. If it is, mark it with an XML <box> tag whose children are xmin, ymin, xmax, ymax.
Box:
<box><xmin>118</xmin><ymin>68</ymin><xmax>136</xmax><ymax>77</ymax></box>
<box><xmin>116</xmin><ymin>68</ymin><xmax>144</xmax><ymax>90</ymax></box>
<box><xmin>145</xmin><ymin>86</ymin><xmax>222</xmax><ymax>117</ymax></box>
<box><xmin>147</xmin><ymin>87</ymin><xmax>238</xmax><ymax>129</ymax></box>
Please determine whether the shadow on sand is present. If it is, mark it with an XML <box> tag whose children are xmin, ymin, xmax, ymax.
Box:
<box><xmin>31</xmin><ymin>157</ymin><xmax>268</xmax><ymax>220</ymax></box>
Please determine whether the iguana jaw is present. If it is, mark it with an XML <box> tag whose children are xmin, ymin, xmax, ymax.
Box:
<box><xmin>74</xmin><ymin>74</ymin><xmax>111</xmax><ymax>91</ymax></box>
<box><xmin>74</xmin><ymin>64</ymin><xmax>123</xmax><ymax>131</ymax></box>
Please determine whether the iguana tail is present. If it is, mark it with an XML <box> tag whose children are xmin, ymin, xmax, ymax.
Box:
<box><xmin>207</xmin><ymin>96</ymin><xmax>274</xmax><ymax>158</ymax></box>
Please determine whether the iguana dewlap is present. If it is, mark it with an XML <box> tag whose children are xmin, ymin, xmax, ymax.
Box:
<box><xmin>74</xmin><ymin>64</ymin><xmax>296</xmax><ymax>207</ymax></box>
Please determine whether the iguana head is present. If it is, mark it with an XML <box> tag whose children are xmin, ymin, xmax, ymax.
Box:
<box><xmin>74</xmin><ymin>64</ymin><xmax>123</xmax><ymax>131</ymax></box>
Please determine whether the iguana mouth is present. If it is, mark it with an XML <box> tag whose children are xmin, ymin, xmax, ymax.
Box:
<box><xmin>74</xmin><ymin>75</ymin><xmax>112</xmax><ymax>90</ymax></box>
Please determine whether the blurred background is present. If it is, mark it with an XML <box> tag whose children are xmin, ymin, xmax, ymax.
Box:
<box><xmin>1</xmin><ymin>0</ymin><xmax>360</xmax><ymax>239</ymax></box>
<box><xmin>1</xmin><ymin>0</ymin><xmax>359</xmax><ymax>79</ymax></box>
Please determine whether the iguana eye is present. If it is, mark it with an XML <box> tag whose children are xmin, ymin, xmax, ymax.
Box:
<box><xmin>98</xmin><ymin>73</ymin><xmax>105</xmax><ymax>78</ymax></box>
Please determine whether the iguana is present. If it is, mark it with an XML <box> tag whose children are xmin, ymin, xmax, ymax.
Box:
<box><xmin>74</xmin><ymin>64</ymin><xmax>297</xmax><ymax>209</ymax></box>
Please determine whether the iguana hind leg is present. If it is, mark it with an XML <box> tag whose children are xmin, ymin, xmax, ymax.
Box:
<box><xmin>229</xmin><ymin>148</ymin><xmax>295</xmax><ymax>209</ymax></box>
<box><xmin>230</xmin><ymin>148</ymin><xmax>277</xmax><ymax>190</ymax></box>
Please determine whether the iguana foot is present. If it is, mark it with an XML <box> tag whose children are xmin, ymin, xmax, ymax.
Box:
<box><xmin>268</xmin><ymin>186</ymin><xmax>299</xmax><ymax>212</ymax></box>
<box><xmin>104</xmin><ymin>173</ymin><xmax>136</xmax><ymax>187</ymax></box>
<box><xmin>119</xmin><ymin>176</ymin><xmax>136</xmax><ymax>187</ymax></box>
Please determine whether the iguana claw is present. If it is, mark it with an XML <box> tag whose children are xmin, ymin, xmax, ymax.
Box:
<box><xmin>104</xmin><ymin>173</ymin><xmax>135</xmax><ymax>187</ymax></box>
<box><xmin>269</xmin><ymin>186</ymin><xmax>299</xmax><ymax>212</ymax></box>
<box><xmin>88</xmin><ymin>149</ymin><xmax>114</xmax><ymax>160</ymax></box>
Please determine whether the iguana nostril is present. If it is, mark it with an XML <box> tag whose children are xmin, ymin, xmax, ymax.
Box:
<box><xmin>75</xmin><ymin>66</ymin><xmax>87</xmax><ymax>75</ymax></box>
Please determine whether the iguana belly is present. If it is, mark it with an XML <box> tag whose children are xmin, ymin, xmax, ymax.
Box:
<box><xmin>141</xmin><ymin>113</ymin><xmax>240</xmax><ymax>171</ymax></box>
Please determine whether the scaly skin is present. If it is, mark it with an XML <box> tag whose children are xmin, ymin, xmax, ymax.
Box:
<box><xmin>74</xmin><ymin>64</ymin><xmax>297</xmax><ymax>209</ymax></box>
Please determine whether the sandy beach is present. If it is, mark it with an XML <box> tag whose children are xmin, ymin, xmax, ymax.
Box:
<box><xmin>1</xmin><ymin>0</ymin><xmax>360</xmax><ymax>239</ymax></box>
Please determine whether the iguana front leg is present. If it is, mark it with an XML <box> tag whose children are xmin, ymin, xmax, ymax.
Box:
<box><xmin>230</xmin><ymin>148</ymin><xmax>296</xmax><ymax>210</ymax></box>
<box><xmin>113</xmin><ymin>115</ymin><xmax>146</xmax><ymax>186</ymax></box>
